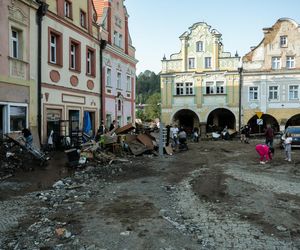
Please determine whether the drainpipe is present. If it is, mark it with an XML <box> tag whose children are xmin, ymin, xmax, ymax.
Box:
<box><xmin>36</xmin><ymin>1</ymin><xmax>48</xmax><ymax>145</ymax></box>
<box><xmin>99</xmin><ymin>39</ymin><xmax>107</xmax><ymax>123</ymax></box>
<box><xmin>238</xmin><ymin>66</ymin><xmax>243</xmax><ymax>132</ymax></box>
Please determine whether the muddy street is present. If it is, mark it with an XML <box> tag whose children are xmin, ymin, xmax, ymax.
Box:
<box><xmin>1</xmin><ymin>139</ymin><xmax>300</xmax><ymax>249</ymax></box>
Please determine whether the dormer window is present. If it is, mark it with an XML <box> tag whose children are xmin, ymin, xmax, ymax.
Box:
<box><xmin>280</xmin><ymin>36</ymin><xmax>287</xmax><ymax>47</ymax></box>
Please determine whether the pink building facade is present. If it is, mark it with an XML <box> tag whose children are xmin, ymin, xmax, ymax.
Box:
<box><xmin>94</xmin><ymin>0</ymin><xmax>138</xmax><ymax>128</ymax></box>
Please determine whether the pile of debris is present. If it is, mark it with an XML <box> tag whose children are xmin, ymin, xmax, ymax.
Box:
<box><xmin>0</xmin><ymin>134</ymin><xmax>48</xmax><ymax>180</ymax></box>
<box><xmin>65</xmin><ymin>123</ymin><xmax>167</xmax><ymax>167</ymax></box>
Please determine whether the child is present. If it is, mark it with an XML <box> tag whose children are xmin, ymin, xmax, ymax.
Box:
<box><xmin>255</xmin><ymin>144</ymin><xmax>274</xmax><ymax>164</ymax></box>
<box><xmin>284</xmin><ymin>133</ymin><xmax>292</xmax><ymax>162</ymax></box>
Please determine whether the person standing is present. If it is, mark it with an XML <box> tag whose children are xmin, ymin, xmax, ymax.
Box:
<box><xmin>284</xmin><ymin>132</ymin><xmax>292</xmax><ymax>162</ymax></box>
<box><xmin>109</xmin><ymin>120</ymin><xmax>118</xmax><ymax>131</ymax></box>
<box><xmin>265</xmin><ymin>124</ymin><xmax>274</xmax><ymax>148</ymax></box>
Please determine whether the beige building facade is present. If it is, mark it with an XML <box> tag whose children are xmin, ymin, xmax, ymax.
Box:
<box><xmin>41</xmin><ymin>0</ymin><xmax>101</xmax><ymax>144</ymax></box>
<box><xmin>161</xmin><ymin>22</ymin><xmax>240</xmax><ymax>135</ymax></box>
<box><xmin>242</xmin><ymin>18</ymin><xmax>300</xmax><ymax>132</ymax></box>
<box><xmin>0</xmin><ymin>0</ymin><xmax>38</xmax><ymax>135</ymax></box>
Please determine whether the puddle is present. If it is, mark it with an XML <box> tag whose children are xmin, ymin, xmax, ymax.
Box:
<box><xmin>0</xmin><ymin>151</ymin><xmax>73</xmax><ymax>200</ymax></box>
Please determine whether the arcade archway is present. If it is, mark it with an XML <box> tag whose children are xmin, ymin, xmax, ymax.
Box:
<box><xmin>286</xmin><ymin>114</ymin><xmax>300</xmax><ymax>128</ymax></box>
<box><xmin>206</xmin><ymin>108</ymin><xmax>236</xmax><ymax>132</ymax></box>
<box><xmin>247</xmin><ymin>114</ymin><xmax>279</xmax><ymax>133</ymax></box>
<box><xmin>172</xmin><ymin>109</ymin><xmax>200</xmax><ymax>135</ymax></box>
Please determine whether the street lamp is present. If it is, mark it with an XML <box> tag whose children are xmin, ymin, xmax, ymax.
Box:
<box><xmin>238</xmin><ymin>66</ymin><xmax>243</xmax><ymax>132</ymax></box>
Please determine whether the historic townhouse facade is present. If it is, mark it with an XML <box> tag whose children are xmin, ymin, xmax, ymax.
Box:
<box><xmin>161</xmin><ymin>22</ymin><xmax>240</xmax><ymax>135</ymax></box>
<box><xmin>242</xmin><ymin>18</ymin><xmax>300</xmax><ymax>133</ymax></box>
<box><xmin>0</xmin><ymin>0</ymin><xmax>38</xmax><ymax>135</ymax></box>
<box><xmin>94</xmin><ymin>0</ymin><xmax>137</xmax><ymax>128</ymax></box>
<box><xmin>41</xmin><ymin>0</ymin><xmax>101</xmax><ymax>143</ymax></box>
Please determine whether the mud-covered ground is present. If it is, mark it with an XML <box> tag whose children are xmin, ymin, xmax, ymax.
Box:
<box><xmin>0</xmin><ymin>138</ymin><xmax>300</xmax><ymax>249</ymax></box>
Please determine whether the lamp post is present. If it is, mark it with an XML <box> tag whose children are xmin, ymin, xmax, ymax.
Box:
<box><xmin>238</xmin><ymin>66</ymin><xmax>243</xmax><ymax>132</ymax></box>
<box><xmin>158</xmin><ymin>102</ymin><xmax>164</xmax><ymax>156</ymax></box>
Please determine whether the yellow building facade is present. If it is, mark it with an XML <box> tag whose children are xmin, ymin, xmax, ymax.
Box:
<box><xmin>161</xmin><ymin>22</ymin><xmax>240</xmax><ymax>135</ymax></box>
<box><xmin>242</xmin><ymin>18</ymin><xmax>300</xmax><ymax>133</ymax></box>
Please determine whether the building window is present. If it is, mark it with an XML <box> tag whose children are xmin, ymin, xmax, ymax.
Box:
<box><xmin>118</xmin><ymin>100</ymin><xmax>122</xmax><ymax>111</ymax></box>
<box><xmin>126</xmin><ymin>75</ymin><xmax>131</xmax><ymax>91</ymax></box>
<box><xmin>176</xmin><ymin>83</ymin><xmax>184</xmax><ymax>95</ymax></box>
<box><xmin>64</xmin><ymin>0</ymin><xmax>72</xmax><ymax>18</ymax></box>
<box><xmin>106</xmin><ymin>114</ymin><xmax>112</xmax><ymax>128</ymax></box>
<box><xmin>127</xmin><ymin>116</ymin><xmax>132</xmax><ymax>123</ymax></box>
<box><xmin>286</xmin><ymin>56</ymin><xmax>295</xmax><ymax>69</ymax></box>
<box><xmin>206</xmin><ymin>81</ymin><xmax>214</xmax><ymax>94</ymax></box>
<box><xmin>117</xmin><ymin>115</ymin><xmax>122</xmax><ymax>126</ymax></box>
<box><xmin>48</xmin><ymin>28</ymin><xmax>62</xmax><ymax>66</ymax></box>
<box><xmin>50</xmin><ymin>34</ymin><xmax>56</xmax><ymax>63</ymax></box>
<box><xmin>280</xmin><ymin>36</ymin><xmax>287</xmax><ymax>47</ymax></box>
<box><xmin>188</xmin><ymin>58</ymin><xmax>195</xmax><ymax>69</ymax></box>
<box><xmin>185</xmin><ymin>82</ymin><xmax>193</xmax><ymax>95</ymax></box>
<box><xmin>196</xmin><ymin>41</ymin><xmax>203</xmax><ymax>52</ymax></box>
<box><xmin>272</xmin><ymin>57</ymin><xmax>281</xmax><ymax>69</ymax></box>
<box><xmin>216</xmin><ymin>81</ymin><xmax>225</xmax><ymax>94</ymax></box>
<box><xmin>11</xmin><ymin>29</ymin><xmax>20</xmax><ymax>59</ymax></box>
<box><xmin>86</xmin><ymin>47</ymin><xmax>95</xmax><ymax>76</ymax></box>
<box><xmin>268</xmin><ymin>86</ymin><xmax>279</xmax><ymax>100</ymax></box>
<box><xmin>113</xmin><ymin>31</ymin><xmax>118</xmax><ymax>46</ymax></box>
<box><xmin>205</xmin><ymin>57</ymin><xmax>212</xmax><ymax>68</ymax></box>
<box><xmin>118</xmin><ymin>34</ymin><xmax>123</xmax><ymax>48</ymax></box>
<box><xmin>289</xmin><ymin>85</ymin><xmax>299</xmax><ymax>100</ymax></box>
<box><xmin>69</xmin><ymin>38</ymin><xmax>81</xmax><ymax>72</ymax></box>
<box><xmin>106</xmin><ymin>68</ymin><xmax>111</xmax><ymax>86</ymax></box>
<box><xmin>249</xmin><ymin>86</ymin><xmax>258</xmax><ymax>100</ymax></box>
<box><xmin>117</xmin><ymin>72</ymin><xmax>121</xmax><ymax>89</ymax></box>
<box><xmin>80</xmin><ymin>10</ymin><xmax>86</xmax><ymax>28</ymax></box>
<box><xmin>10</xmin><ymin>106</ymin><xmax>27</xmax><ymax>132</ymax></box>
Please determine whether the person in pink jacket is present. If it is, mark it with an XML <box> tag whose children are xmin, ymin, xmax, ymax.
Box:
<box><xmin>255</xmin><ymin>144</ymin><xmax>274</xmax><ymax>164</ymax></box>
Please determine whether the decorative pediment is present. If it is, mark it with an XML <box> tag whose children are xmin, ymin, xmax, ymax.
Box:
<box><xmin>8</xmin><ymin>4</ymin><xmax>28</xmax><ymax>25</ymax></box>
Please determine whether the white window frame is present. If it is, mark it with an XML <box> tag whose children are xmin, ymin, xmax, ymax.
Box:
<box><xmin>216</xmin><ymin>81</ymin><xmax>225</xmax><ymax>94</ymax></box>
<box><xmin>185</xmin><ymin>82</ymin><xmax>194</xmax><ymax>95</ymax></box>
<box><xmin>126</xmin><ymin>75</ymin><xmax>131</xmax><ymax>91</ymax></box>
<box><xmin>70</xmin><ymin>43</ymin><xmax>76</xmax><ymax>69</ymax></box>
<box><xmin>176</xmin><ymin>83</ymin><xmax>184</xmax><ymax>95</ymax></box>
<box><xmin>205</xmin><ymin>81</ymin><xmax>214</xmax><ymax>94</ymax></box>
<box><xmin>11</xmin><ymin>29</ymin><xmax>19</xmax><ymax>59</ymax></box>
<box><xmin>80</xmin><ymin>11</ymin><xmax>86</xmax><ymax>27</ymax></box>
<box><xmin>289</xmin><ymin>85</ymin><xmax>299</xmax><ymax>100</ymax></box>
<box><xmin>205</xmin><ymin>81</ymin><xmax>225</xmax><ymax>95</ymax></box>
<box><xmin>117</xmin><ymin>72</ymin><xmax>122</xmax><ymax>89</ymax></box>
<box><xmin>249</xmin><ymin>86</ymin><xmax>259</xmax><ymax>101</ymax></box>
<box><xmin>87</xmin><ymin>50</ymin><xmax>92</xmax><ymax>74</ymax></box>
<box><xmin>196</xmin><ymin>41</ymin><xmax>203</xmax><ymax>52</ymax></box>
<box><xmin>268</xmin><ymin>85</ymin><xmax>279</xmax><ymax>101</ymax></box>
<box><xmin>118</xmin><ymin>33</ymin><xmax>123</xmax><ymax>48</ymax></box>
<box><xmin>113</xmin><ymin>31</ymin><xmax>118</xmax><ymax>46</ymax></box>
<box><xmin>106</xmin><ymin>113</ymin><xmax>112</xmax><ymax>128</ymax></box>
<box><xmin>188</xmin><ymin>58</ymin><xmax>195</xmax><ymax>69</ymax></box>
<box><xmin>50</xmin><ymin>34</ymin><xmax>57</xmax><ymax>64</ymax></box>
<box><xmin>64</xmin><ymin>1</ymin><xmax>71</xmax><ymax>18</ymax></box>
<box><xmin>106</xmin><ymin>68</ymin><xmax>111</xmax><ymax>86</ymax></box>
<box><xmin>280</xmin><ymin>36</ymin><xmax>287</xmax><ymax>47</ymax></box>
<box><xmin>0</xmin><ymin>102</ymin><xmax>28</xmax><ymax>133</ymax></box>
<box><xmin>205</xmin><ymin>57</ymin><xmax>212</xmax><ymax>68</ymax></box>
<box><xmin>272</xmin><ymin>57</ymin><xmax>281</xmax><ymax>69</ymax></box>
<box><xmin>286</xmin><ymin>56</ymin><xmax>295</xmax><ymax>69</ymax></box>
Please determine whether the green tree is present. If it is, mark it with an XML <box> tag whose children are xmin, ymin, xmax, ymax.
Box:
<box><xmin>144</xmin><ymin>93</ymin><xmax>161</xmax><ymax>121</ymax></box>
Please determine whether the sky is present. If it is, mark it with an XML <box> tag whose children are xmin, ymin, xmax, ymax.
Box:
<box><xmin>125</xmin><ymin>0</ymin><xmax>300</xmax><ymax>75</ymax></box>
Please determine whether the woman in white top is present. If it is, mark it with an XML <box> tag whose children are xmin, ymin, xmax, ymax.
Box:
<box><xmin>284</xmin><ymin>132</ymin><xmax>293</xmax><ymax>162</ymax></box>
